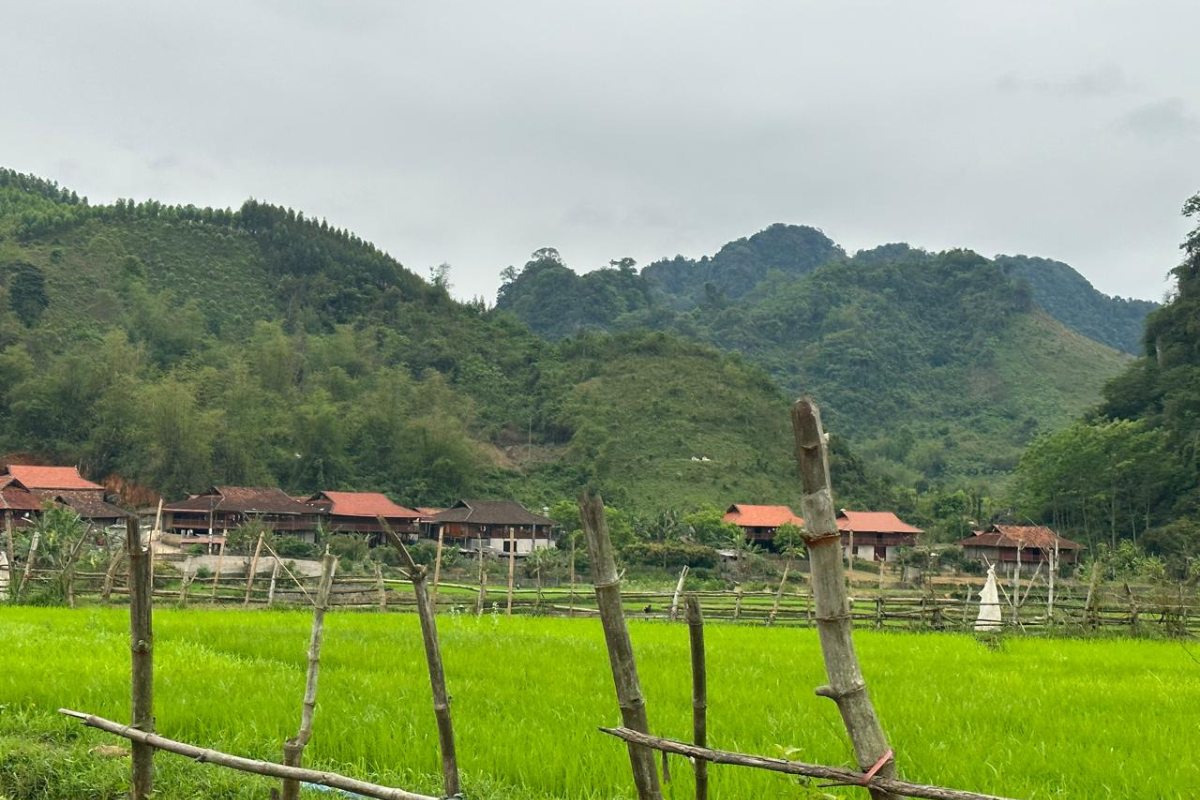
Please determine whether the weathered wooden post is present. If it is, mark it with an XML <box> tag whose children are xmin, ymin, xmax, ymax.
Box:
<box><xmin>281</xmin><ymin>552</ymin><xmax>337</xmax><ymax>800</ymax></box>
<box><xmin>375</xmin><ymin>562</ymin><xmax>388</xmax><ymax>611</ymax></box>
<box><xmin>244</xmin><ymin>532</ymin><xmax>265</xmax><ymax>607</ymax></box>
<box><xmin>267</xmin><ymin>559</ymin><xmax>281</xmax><ymax>607</ymax></box>
<box><xmin>733</xmin><ymin>586</ymin><xmax>743</xmax><ymax>622</ymax></box>
<box><xmin>769</xmin><ymin>563</ymin><xmax>790</xmax><ymax>627</ymax></box>
<box><xmin>685</xmin><ymin>595</ymin><xmax>708</xmax><ymax>800</ymax></box>
<box><xmin>382</xmin><ymin>522</ymin><xmax>461</xmax><ymax>797</ymax></box>
<box><xmin>3</xmin><ymin>511</ymin><xmax>14</xmax><ymax>589</ymax></box>
<box><xmin>579</xmin><ymin>491</ymin><xmax>662</xmax><ymax>800</ymax></box>
<box><xmin>127</xmin><ymin>517</ymin><xmax>154</xmax><ymax>799</ymax></box>
<box><xmin>792</xmin><ymin>398</ymin><xmax>900</xmax><ymax>800</ymax></box>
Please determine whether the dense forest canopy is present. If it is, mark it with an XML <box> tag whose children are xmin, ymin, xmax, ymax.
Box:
<box><xmin>1012</xmin><ymin>193</ymin><xmax>1200</xmax><ymax>574</ymax></box>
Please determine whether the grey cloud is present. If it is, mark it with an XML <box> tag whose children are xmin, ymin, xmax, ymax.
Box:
<box><xmin>996</xmin><ymin>65</ymin><xmax>1135</xmax><ymax>98</ymax></box>
<box><xmin>1116</xmin><ymin>98</ymin><xmax>1199</xmax><ymax>142</ymax></box>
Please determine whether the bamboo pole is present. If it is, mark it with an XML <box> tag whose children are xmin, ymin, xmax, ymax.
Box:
<box><xmin>382</xmin><ymin>522</ymin><xmax>460</xmax><ymax>797</ymax></box>
<box><xmin>431</xmin><ymin>526</ymin><xmax>445</xmax><ymax>609</ymax></box>
<box><xmin>3</xmin><ymin>512</ymin><xmax>14</xmax><ymax>590</ymax></box>
<box><xmin>685</xmin><ymin>595</ymin><xmax>708</xmax><ymax>800</ymax></box>
<box><xmin>58</xmin><ymin>709</ymin><xmax>438</xmax><ymax>800</ymax></box>
<box><xmin>282</xmin><ymin>552</ymin><xmax>338</xmax><ymax>800</ymax></box>
<box><xmin>670</xmin><ymin>565</ymin><xmax>689</xmax><ymax>621</ymax></box>
<box><xmin>601</xmin><ymin>727</ymin><xmax>1021</xmax><ymax>800</ymax></box>
<box><xmin>127</xmin><ymin>517</ymin><xmax>154</xmax><ymax>800</ymax></box>
<box><xmin>375</xmin><ymin>562</ymin><xmax>387</xmax><ymax>611</ymax></box>
<box><xmin>569</xmin><ymin>534</ymin><xmax>577</xmax><ymax>616</ymax></box>
<box><xmin>578</xmin><ymin>490</ymin><xmax>662</xmax><ymax>800</ymax></box>
<box><xmin>17</xmin><ymin>530</ymin><xmax>39</xmax><ymax>601</ymax></box>
<box><xmin>267</xmin><ymin>559</ymin><xmax>281</xmax><ymax>607</ymax></box>
<box><xmin>769</xmin><ymin>562</ymin><xmax>790</xmax><ymax>626</ymax></box>
<box><xmin>733</xmin><ymin>586</ymin><xmax>743</xmax><ymax>622</ymax></box>
<box><xmin>792</xmin><ymin>398</ymin><xmax>900</xmax><ymax>800</ymax></box>
<box><xmin>506</xmin><ymin>525</ymin><xmax>516</xmax><ymax>616</ymax></box>
<box><xmin>243</xmin><ymin>532</ymin><xmax>265</xmax><ymax>607</ymax></box>
<box><xmin>211</xmin><ymin>539</ymin><xmax>226</xmax><ymax>601</ymax></box>
<box><xmin>102</xmin><ymin>546</ymin><xmax>125</xmax><ymax>604</ymax></box>
<box><xmin>259</xmin><ymin>538</ymin><xmax>315</xmax><ymax>606</ymax></box>
<box><xmin>476</xmin><ymin>538</ymin><xmax>486</xmax><ymax>615</ymax></box>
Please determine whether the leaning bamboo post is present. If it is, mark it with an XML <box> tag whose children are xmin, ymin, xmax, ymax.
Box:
<box><xmin>685</xmin><ymin>595</ymin><xmax>708</xmax><ymax>800</ymax></box>
<box><xmin>382</xmin><ymin>521</ymin><xmax>461</xmax><ymax>797</ymax></box>
<box><xmin>506</xmin><ymin>525</ymin><xmax>516</xmax><ymax>616</ymax></box>
<box><xmin>733</xmin><ymin>586</ymin><xmax>743</xmax><ymax>622</ymax></box>
<box><xmin>578</xmin><ymin>491</ymin><xmax>662</xmax><ymax>800</ymax></box>
<box><xmin>792</xmin><ymin>398</ymin><xmax>900</xmax><ymax>800</ymax></box>
<box><xmin>769</xmin><ymin>562</ymin><xmax>790</xmax><ymax>627</ymax></box>
<box><xmin>670</xmin><ymin>565</ymin><xmax>689</xmax><ymax>621</ymax></box>
<box><xmin>59</xmin><ymin>710</ymin><xmax>438</xmax><ymax>800</ymax></box>
<box><xmin>211</xmin><ymin>540</ymin><xmax>226</xmax><ymax>602</ymax></box>
<box><xmin>431</xmin><ymin>526</ymin><xmax>445</xmax><ymax>609</ymax></box>
<box><xmin>243</xmin><ymin>532</ymin><xmax>265</xmax><ymax>607</ymax></box>
<box><xmin>127</xmin><ymin>517</ymin><xmax>154</xmax><ymax>800</ymax></box>
<box><xmin>102</xmin><ymin>546</ymin><xmax>125</xmax><ymax>604</ymax></box>
<box><xmin>601</xmin><ymin>727</ymin><xmax>1022</xmax><ymax>800</ymax></box>
<box><xmin>281</xmin><ymin>552</ymin><xmax>338</xmax><ymax>800</ymax></box>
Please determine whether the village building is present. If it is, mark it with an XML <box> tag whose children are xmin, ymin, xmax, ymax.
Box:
<box><xmin>837</xmin><ymin>509</ymin><xmax>923</xmax><ymax>562</ymax></box>
<box><xmin>0</xmin><ymin>464</ymin><xmax>129</xmax><ymax>528</ymax></box>
<box><xmin>722</xmin><ymin>504</ymin><xmax>804</xmax><ymax>548</ymax></box>
<box><xmin>956</xmin><ymin>524</ymin><xmax>1085</xmax><ymax>576</ymax></box>
<box><xmin>163</xmin><ymin>486</ymin><xmax>322</xmax><ymax>546</ymax></box>
<box><xmin>430</xmin><ymin>499</ymin><xmax>556</xmax><ymax>554</ymax></box>
<box><xmin>304</xmin><ymin>491</ymin><xmax>421</xmax><ymax>545</ymax></box>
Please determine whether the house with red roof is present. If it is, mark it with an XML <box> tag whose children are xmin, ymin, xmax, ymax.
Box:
<box><xmin>722</xmin><ymin>504</ymin><xmax>804</xmax><ymax>548</ymax></box>
<box><xmin>0</xmin><ymin>464</ymin><xmax>129</xmax><ymax>527</ymax></box>
<box><xmin>304</xmin><ymin>491</ymin><xmax>420</xmax><ymax>545</ymax></box>
<box><xmin>837</xmin><ymin>509</ymin><xmax>923</xmax><ymax>562</ymax></box>
<box><xmin>163</xmin><ymin>486</ymin><xmax>323</xmax><ymax>546</ymax></box>
<box><xmin>956</xmin><ymin>524</ymin><xmax>1085</xmax><ymax>576</ymax></box>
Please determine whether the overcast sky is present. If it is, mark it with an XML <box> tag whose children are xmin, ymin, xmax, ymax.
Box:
<box><xmin>5</xmin><ymin>1</ymin><xmax>1197</xmax><ymax>302</ymax></box>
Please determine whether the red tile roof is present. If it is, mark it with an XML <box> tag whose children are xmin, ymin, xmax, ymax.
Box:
<box><xmin>164</xmin><ymin>486</ymin><xmax>314</xmax><ymax>516</ymax></box>
<box><xmin>3</xmin><ymin>465</ymin><xmax>103</xmax><ymax>491</ymax></box>
<box><xmin>957</xmin><ymin>524</ymin><xmax>1085</xmax><ymax>551</ymax></box>
<box><xmin>723</xmin><ymin>504</ymin><xmax>804</xmax><ymax>529</ymax></box>
<box><xmin>0</xmin><ymin>486</ymin><xmax>44</xmax><ymax>512</ymax></box>
<box><xmin>836</xmin><ymin>510</ymin><xmax>923</xmax><ymax>535</ymax></box>
<box><xmin>310</xmin><ymin>491</ymin><xmax>420</xmax><ymax>520</ymax></box>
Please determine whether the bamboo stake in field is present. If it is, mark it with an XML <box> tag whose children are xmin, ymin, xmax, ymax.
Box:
<box><xmin>792</xmin><ymin>398</ymin><xmax>900</xmax><ymax>800</ymax></box>
<box><xmin>267</xmin><ymin>559</ymin><xmax>281</xmax><ymax>607</ymax></box>
<box><xmin>578</xmin><ymin>490</ymin><xmax>663</xmax><ymax>800</ymax></box>
<box><xmin>506</xmin><ymin>525</ymin><xmax>516</xmax><ymax>616</ymax></box>
<box><xmin>375</xmin><ymin>562</ymin><xmax>387</xmax><ymax>611</ymax></box>
<box><xmin>3</xmin><ymin>511</ymin><xmax>14</xmax><ymax>592</ymax></box>
<box><xmin>211</xmin><ymin>539</ymin><xmax>226</xmax><ymax>601</ymax></box>
<box><xmin>244</xmin><ymin>532</ymin><xmax>265</xmax><ymax>607</ymax></box>
<box><xmin>17</xmin><ymin>529</ymin><xmax>40</xmax><ymax>601</ymax></box>
<box><xmin>769</xmin><ymin>562</ymin><xmax>789</xmax><ymax>627</ymax></box>
<box><xmin>102</xmin><ymin>545</ymin><xmax>125</xmax><ymax>604</ymax></box>
<box><xmin>476</xmin><ymin>538</ymin><xmax>486</xmax><ymax>615</ymax></box>
<box><xmin>281</xmin><ymin>552</ymin><xmax>337</xmax><ymax>800</ymax></box>
<box><xmin>685</xmin><ymin>595</ymin><xmax>708</xmax><ymax>800</ymax></box>
<box><xmin>59</xmin><ymin>709</ymin><xmax>438</xmax><ymax>800</ymax></box>
<box><xmin>431</xmin><ymin>525</ymin><xmax>445</xmax><ymax>608</ymax></box>
<box><xmin>381</xmin><ymin>520</ymin><xmax>461</xmax><ymax>797</ymax></box>
<box><xmin>670</xmin><ymin>565</ymin><xmax>689</xmax><ymax>621</ymax></box>
<box><xmin>127</xmin><ymin>517</ymin><xmax>154</xmax><ymax>800</ymax></box>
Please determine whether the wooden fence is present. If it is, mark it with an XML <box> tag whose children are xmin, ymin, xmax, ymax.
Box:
<box><xmin>13</xmin><ymin>565</ymin><xmax>1200</xmax><ymax>636</ymax></box>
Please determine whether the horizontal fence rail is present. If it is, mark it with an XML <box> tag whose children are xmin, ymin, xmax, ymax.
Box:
<box><xmin>9</xmin><ymin>565</ymin><xmax>1200</xmax><ymax>636</ymax></box>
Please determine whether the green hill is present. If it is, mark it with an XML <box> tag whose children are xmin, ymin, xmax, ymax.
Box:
<box><xmin>0</xmin><ymin>169</ymin><xmax>833</xmax><ymax>515</ymax></box>
<box><xmin>498</xmin><ymin>229</ymin><xmax>1132</xmax><ymax>482</ymax></box>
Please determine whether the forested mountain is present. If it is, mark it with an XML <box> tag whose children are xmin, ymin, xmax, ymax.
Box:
<box><xmin>0</xmin><ymin>169</ymin><xmax>865</xmax><ymax>516</ymax></box>
<box><xmin>1012</xmin><ymin>194</ymin><xmax>1200</xmax><ymax>570</ymax></box>
<box><xmin>498</xmin><ymin>227</ymin><xmax>1131</xmax><ymax>482</ymax></box>
<box><xmin>995</xmin><ymin>254</ymin><xmax>1158</xmax><ymax>354</ymax></box>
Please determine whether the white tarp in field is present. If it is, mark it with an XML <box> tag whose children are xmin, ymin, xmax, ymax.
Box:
<box><xmin>975</xmin><ymin>564</ymin><xmax>1002</xmax><ymax>631</ymax></box>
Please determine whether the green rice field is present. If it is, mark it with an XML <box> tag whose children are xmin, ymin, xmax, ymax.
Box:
<box><xmin>1</xmin><ymin>606</ymin><xmax>1198</xmax><ymax>799</ymax></box>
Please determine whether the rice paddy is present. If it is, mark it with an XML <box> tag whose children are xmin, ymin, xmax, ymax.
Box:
<box><xmin>1</xmin><ymin>606</ymin><xmax>1197</xmax><ymax>799</ymax></box>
